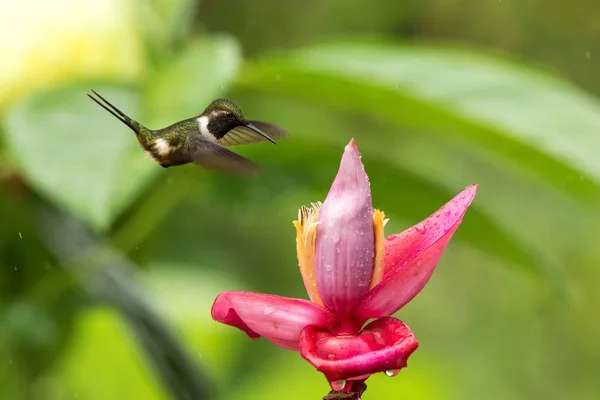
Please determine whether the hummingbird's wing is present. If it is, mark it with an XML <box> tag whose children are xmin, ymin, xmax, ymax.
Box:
<box><xmin>186</xmin><ymin>138</ymin><xmax>259</xmax><ymax>176</ymax></box>
<box><xmin>218</xmin><ymin>120</ymin><xmax>288</xmax><ymax>147</ymax></box>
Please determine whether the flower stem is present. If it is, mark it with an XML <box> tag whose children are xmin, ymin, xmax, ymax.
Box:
<box><xmin>323</xmin><ymin>381</ymin><xmax>367</xmax><ymax>400</ymax></box>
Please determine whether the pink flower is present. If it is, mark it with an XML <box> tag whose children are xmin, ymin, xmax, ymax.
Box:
<box><xmin>211</xmin><ymin>139</ymin><xmax>477</xmax><ymax>392</ymax></box>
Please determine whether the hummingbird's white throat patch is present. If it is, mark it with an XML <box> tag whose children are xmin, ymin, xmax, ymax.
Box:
<box><xmin>154</xmin><ymin>138</ymin><xmax>171</xmax><ymax>156</ymax></box>
<box><xmin>197</xmin><ymin>115</ymin><xmax>214</xmax><ymax>141</ymax></box>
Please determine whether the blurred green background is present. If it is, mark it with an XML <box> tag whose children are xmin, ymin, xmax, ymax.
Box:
<box><xmin>1</xmin><ymin>0</ymin><xmax>600</xmax><ymax>399</ymax></box>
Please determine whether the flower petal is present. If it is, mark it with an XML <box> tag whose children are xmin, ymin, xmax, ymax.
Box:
<box><xmin>356</xmin><ymin>185</ymin><xmax>478</xmax><ymax>319</ymax></box>
<box><xmin>299</xmin><ymin>317</ymin><xmax>418</xmax><ymax>382</ymax></box>
<box><xmin>211</xmin><ymin>291</ymin><xmax>335</xmax><ymax>350</ymax></box>
<box><xmin>315</xmin><ymin>139</ymin><xmax>375</xmax><ymax>317</ymax></box>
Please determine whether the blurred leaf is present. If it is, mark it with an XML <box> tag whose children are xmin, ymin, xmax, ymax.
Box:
<box><xmin>207</xmin><ymin>93</ymin><xmax>581</xmax><ymax>279</ymax></box>
<box><xmin>143</xmin><ymin>35</ymin><xmax>242</xmax><ymax>127</ymax></box>
<box><xmin>3</xmin><ymin>83</ymin><xmax>158</xmax><ymax>230</ymax></box>
<box><xmin>233</xmin><ymin>40</ymin><xmax>600</xmax><ymax>278</ymax></box>
<box><xmin>239</xmin><ymin>39</ymin><xmax>600</xmax><ymax>204</ymax></box>
<box><xmin>135</xmin><ymin>0</ymin><xmax>197</xmax><ymax>63</ymax></box>
<box><xmin>112</xmin><ymin>167</ymin><xmax>201</xmax><ymax>252</ymax></box>
<box><xmin>51</xmin><ymin>307</ymin><xmax>168</xmax><ymax>400</ymax></box>
<box><xmin>142</xmin><ymin>266</ymin><xmax>248</xmax><ymax>386</ymax></box>
<box><xmin>37</xmin><ymin>206</ymin><xmax>216</xmax><ymax>400</ymax></box>
<box><xmin>223</xmin><ymin>350</ymin><xmax>449</xmax><ymax>400</ymax></box>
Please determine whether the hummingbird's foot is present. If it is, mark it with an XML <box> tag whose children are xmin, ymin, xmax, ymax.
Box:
<box><xmin>160</xmin><ymin>164</ymin><xmax>170</xmax><ymax>169</ymax></box>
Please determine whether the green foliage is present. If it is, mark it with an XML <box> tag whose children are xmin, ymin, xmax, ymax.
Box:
<box><xmin>4</xmin><ymin>85</ymin><xmax>155</xmax><ymax>230</ymax></box>
<box><xmin>242</xmin><ymin>40</ymin><xmax>600</xmax><ymax>201</ymax></box>
<box><xmin>2</xmin><ymin>1</ymin><xmax>600</xmax><ymax>399</ymax></box>
<box><xmin>143</xmin><ymin>35</ymin><xmax>242</xmax><ymax>127</ymax></box>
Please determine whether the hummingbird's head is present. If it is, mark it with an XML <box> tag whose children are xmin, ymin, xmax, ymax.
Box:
<box><xmin>201</xmin><ymin>99</ymin><xmax>276</xmax><ymax>143</ymax></box>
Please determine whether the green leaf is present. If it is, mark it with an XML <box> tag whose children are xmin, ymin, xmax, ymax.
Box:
<box><xmin>211</xmin><ymin>92</ymin><xmax>590</xmax><ymax>280</ymax></box>
<box><xmin>36</xmin><ymin>208</ymin><xmax>218</xmax><ymax>400</ymax></box>
<box><xmin>141</xmin><ymin>266</ymin><xmax>248</xmax><ymax>384</ymax></box>
<box><xmin>50</xmin><ymin>307</ymin><xmax>168</xmax><ymax>400</ymax></box>
<box><xmin>239</xmin><ymin>39</ymin><xmax>600</xmax><ymax>204</ymax></box>
<box><xmin>135</xmin><ymin>0</ymin><xmax>197</xmax><ymax>63</ymax></box>
<box><xmin>143</xmin><ymin>35</ymin><xmax>242</xmax><ymax>128</ymax></box>
<box><xmin>3</xmin><ymin>83</ymin><xmax>157</xmax><ymax>230</ymax></box>
<box><xmin>233</xmin><ymin>40</ymin><xmax>600</xmax><ymax>277</ymax></box>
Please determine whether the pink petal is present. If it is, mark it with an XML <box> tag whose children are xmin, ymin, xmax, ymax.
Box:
<box><xmin>315</xmin><ymin>139</ymin><xmax>375</xmax><ymax>318</ymax></box>
<box><xmin>299</xmin><ymin>317</ymin><xmax>418</xmax><ymax>382</ymax></box>
<box><xmin>356</xmin><ymin>185</ymin><xmax>478</xmax><ymax>319</ymax></box>
<box><xmin>211</xmin><ymin>291</ymin><xmax>336</xmax><ymax>350</ymax></box>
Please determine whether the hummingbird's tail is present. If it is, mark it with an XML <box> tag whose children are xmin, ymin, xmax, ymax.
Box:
<box><xmin>88</xmin><ymin>90</ymin><xmax>146</xmax><ymax>135</ymax></box>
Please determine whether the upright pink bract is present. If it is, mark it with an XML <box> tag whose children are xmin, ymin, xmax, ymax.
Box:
<box><xmin>315</xmin><ymin>140</ymin><xmax>374</xmax><ymax>322</ymax></box>
<box><xmin>211</xmin><ymin>138</ymin><xmax>478</xmax><ymax>392</ymax></box>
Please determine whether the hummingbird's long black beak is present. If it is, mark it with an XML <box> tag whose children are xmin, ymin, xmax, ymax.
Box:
<box><xmin>246</xmin><ymin>123</ymin><xmax>277</xmax><ymax>144</ymax></box>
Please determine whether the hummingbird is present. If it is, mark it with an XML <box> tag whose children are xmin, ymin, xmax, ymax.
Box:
<box><xmin>87</xmin><ymin>90</ymin><xmax>288</xmax><ymax>175</ymax></box>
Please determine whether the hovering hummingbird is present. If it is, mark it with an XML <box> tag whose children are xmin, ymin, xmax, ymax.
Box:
<box><xmin>87</xmin><ymin>90</ymin><xmax>287</xmax><ymax>175</ymax></box>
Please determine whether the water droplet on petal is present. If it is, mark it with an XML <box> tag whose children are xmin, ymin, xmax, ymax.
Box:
<box><xmin>263</xmin><ymin>305</ymin><xmax>277</xmax><ymax>315</ymax></box>
<box><xmin>415</xmin><ymin>223</ymin><xmax>427</xmax><ymax>234</ymax></box>
<box><xmin>385</xmin><ymin>369</ymin><xmax>400</xmax><ymax>377</ymax></box>
<box><xmin>325</xmin><ymin>264</ymin><xmax>334</xmax><ymax>273</ymax></box>
<box><xmin>331</xmin><ymin>380</ymin><xmax>346</xmax><ymax>390</ymax></box>
<box><xmin>332</xmin><ymin>232</ymin><xmax>340</xmax><ymax>244</ymax></box>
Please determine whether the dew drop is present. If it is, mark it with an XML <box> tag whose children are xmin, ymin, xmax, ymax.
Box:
<box><xmin>18</xmin><ymin>232</ymin><xmax>22</xmax><ymax>239</ymax></box>
<box><xmin>414</xmin><ymin>223</ymin><xmax>427</xmax><ymax>234</ymax></box>
<box><xmin>385</xmin><ymin>369</ymin><xmax>400</xmax><ymax>377</ymax></box>
<box><xmin>332</xmin><ymin>232</ymin><xmax>340</xmax><ymax>244</ymax></box>
<box><xmin>325</xmin><ymin>264</ymin><xmax>334</xmax><ymax>272</ymax></box>
<box><xmin>331</xmin><ymin>380</ymin><xmax>346</xmax><ymax>391</ymax></box>
<box><xmin>263</xmin><ymin>305</ymin><xmax>277</xmax><ymax>315</ymax></box>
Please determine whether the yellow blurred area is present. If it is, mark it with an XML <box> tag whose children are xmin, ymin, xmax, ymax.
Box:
<box><xmin>0</xmin><ymin>0</ymin><xmax>145</xmax><ymax>111</ymax></box>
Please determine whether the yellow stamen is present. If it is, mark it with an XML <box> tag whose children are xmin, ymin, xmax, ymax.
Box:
<box><xmin>369</xmin><ymin>209</ymin><xmax>387</xmax><ymax>290</ymax></box>
<box><xmin>293</xmin><ymin>202</ymin><xmax>324</xmax><ymax>306</ymax></box>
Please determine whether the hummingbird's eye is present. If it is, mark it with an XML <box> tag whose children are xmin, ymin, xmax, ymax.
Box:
<box><xmin>225</xmin><ymin>111</ymin><xmax>234</xmax><ymax>118</ymax></box>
